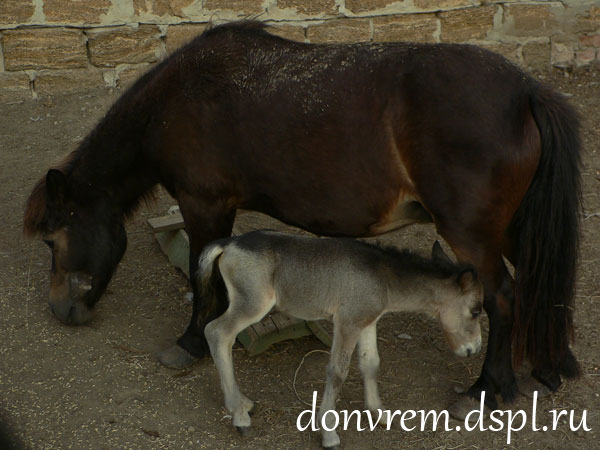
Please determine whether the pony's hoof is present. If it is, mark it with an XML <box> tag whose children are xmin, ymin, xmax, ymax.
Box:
<box><xmin>323</xmin><ymin>445</ymin><xmax>341</xmax><ymax>450</ymax></box>
<box><xmin>518</xmin><ymin>375</ymin><xmax>552</xmax><ymax>399</ymax></box>
<box><xmin>248</xmin><ymin>403</ymin><xmax>258</xmax><ymax>417</ymax></box>
<box><xmin>448</xmin><ymin>396</ymin><xmax>486</xmax><ymax>423</ymax></box>
<box><xmin>235</xmin><ymin>426</ymin><xmax>252</xmax><ymax>437</ymax></box>
<box><xmin>156</xmin><ymin>344</ymin><xmax>197</xmax><ymax>369</ymax></box>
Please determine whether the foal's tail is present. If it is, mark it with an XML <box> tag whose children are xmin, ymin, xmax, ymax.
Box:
<box><xmin>511</xmin><ymin>83</ymin><xmax>582</xmax><ymax>378</ymax></box>
<box><xmin>197</xmin><ymin>242</ymin><xmax>227</xmax><ymax>317</ymax></box>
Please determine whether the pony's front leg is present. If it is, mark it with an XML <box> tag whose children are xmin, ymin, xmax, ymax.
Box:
<box><xmin>450</xmin><ymin>275</ymin><xmax>517</xmax><ymax>419</ymax></box>
<box><xmin>319</xmin><ymin>324</ymin><xmax>360</xmax><ymax>449</ymax></box>
<box><xmin>157</xmin><ymin>195</ymin><xmax>235</xmax><ymax>368</ymax></box>
<box><xmin>357</xmin><ymin>322</ymin><xmax>388</xmax><ymax>427</ymax></box>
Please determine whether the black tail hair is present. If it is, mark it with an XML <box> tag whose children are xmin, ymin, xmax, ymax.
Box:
<box><xmin>511</xmin><ymin>82</ymin><xmax>582</xmax><ymax>378</ymax></box>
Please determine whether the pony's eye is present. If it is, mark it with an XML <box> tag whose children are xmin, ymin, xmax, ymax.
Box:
<box><xmin>43</xmin><ymin>240</ymin><xmax>54</xmax><ymax>249</ymax></box>
<box><xmin>471</xmin><ymin>310</ymin><xmax>481</xmax><ymax>319</ymax></box>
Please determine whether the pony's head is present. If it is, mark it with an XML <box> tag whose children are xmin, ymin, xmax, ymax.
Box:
<box><xmin>24</xmin><ymin>168</ymin><xmax>127</xmax><ymax>325</ymax></box>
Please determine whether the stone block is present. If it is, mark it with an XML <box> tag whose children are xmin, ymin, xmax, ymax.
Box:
<box><xmin>345</xmin><ymin>0</ymin><xmax>403</xmax><ymax>14</ymax></box>
<box><xmin>133</xmin><ymin>0</ymin><xmax>195</xmax><ymax>19</ymax></box>
<box><xmin>0</xmin><ymin>72</ymin><xmax>31</xmax><ymax>103</ymax></box>
<box><xmin>43</xmin><ymin>0</ymin><xmax>111</xmax><ymax>24</ymax></box>
<box><xmin>3</xmin><ymin>29</ymin><xmax>88</xmax><ymax>71</ymax></box>
<box><xmin>551</xmin><ymin>42</ymin><xmax>574</xmax><ymax>68</ymax></box>
<box><xmin>414</xmin><ymin>0</ymin><xmax>473</xmax><ymax>10</ymax></box>
<box><xmin>522</xmin><ymin>42</ymin><xmax>551</xmax><ymax>70</ymax></box>
<box><xmin>277</xmin><ymin>0</ymin><xmax>337</xmax><ymax>16</ymax></box>
<box><xmin>307</xmin><ymin>19</ymin><xmax>371</xmax><ymax>43</ymax></box>
<box><xmin>116</xmin><ymin>65</ymin><xmax>152</xmax><ymax>89</ymax></box>
<box><xmin>203</xmin><ymin>0</ymin><xmax>265</xmax><ymax>15</ymax></box>
<box><xmin>504</xmin><ymin>4</ymin><xmax>559</xmax><ymax>37</ymax></box>
<box><xmin>580</xmin><ymin>34</ymin><xmax>600</xmax><ymax>48</ymax></box>
<box><xmin>440</xmin><ymin>5</ymin><xmax>495</xmax><ymax>42</ymax></box>
<box><xmin>372</xmin><ymin>14</ymin><xmax>437</xmax><ymax>43</ymax></box>
<box><xmin>574</xmin><ymin>6</ymin><xmax>600</xmax><ymax>34</ymax></box>
<box><xmin>88</xmin><ymin>25</ymin><xmax>163</xmax><ymax>67</ymax></box>
<box><xmin>0</xmin><ymin>0</ymin><xmax>35</xmax><ymax>24</ymax></box>
<box><xmin>34</xmin><ymin>69</ymin><xmax>106</xmax><ymax>96</ymax></box>
<box><xmin>575</xmin><ymin>47</ymin><xmax>596</xmax><ymax>66</ymax></box>
<box><xmin>479</xmin><ymin>42</ymin><xmax>521</xmax><ymax>66</ymax></box>
<box><xmin>166</xmin><ymin>23</ymin><xmax>207</xmax><ymax>53</ymax></box>
<box><xmin>267</xmin><ymin>24</ymin><xmax>306</xmax><ymax>42</ymax></box>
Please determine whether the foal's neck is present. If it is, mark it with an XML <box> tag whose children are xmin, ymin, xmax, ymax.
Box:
<box><xmin>386</xmin><ymin>275</ymin><xmax>446</xmax><ymax>317</ymax></box>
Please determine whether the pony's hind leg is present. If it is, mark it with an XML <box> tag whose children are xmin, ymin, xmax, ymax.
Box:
<box><xmin>357</xmin><ymin>321</ymin><xmax>388</xmax><ymax>426</ymax></box>
<box><xmin>205</xmin><ymin>289</ymin><xmax>275</xmax><ymax>435</ymax></box>
<box><xmin>319</xmin><ymin>321</ymin><xmax>361</xmax><ymax>449</ymax></box>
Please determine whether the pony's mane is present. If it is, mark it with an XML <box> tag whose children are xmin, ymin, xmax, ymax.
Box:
<box><xmin>23</xmin><ymin>150</ymin><xmax>81</xmax><ymax>238</ymax></box>
<box><xmin>200</xmin><ymin>20</ymin><xmax>269</xmax><ymax>39</ymax></box>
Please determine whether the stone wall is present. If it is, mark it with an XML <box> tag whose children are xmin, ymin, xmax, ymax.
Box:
<box><xmin>1</xmin><ymin>0</ymin><xmax>599</xmax><ymax>101</ymax></box>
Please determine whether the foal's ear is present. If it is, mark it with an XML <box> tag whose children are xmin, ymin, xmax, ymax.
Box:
<box><xmin>45</xmin><ymin>169</ymin><xmax>67</xmax><ymax>205</ymax></box>
<box><xmin>432</xmin><ymin>241</ymin><xmax>453</xmax><ymax>265</ymax></box>
<box><xmin>457</xmin><ymin>269</ymin><xmax>477</xmax><ymax>293</ymax></box>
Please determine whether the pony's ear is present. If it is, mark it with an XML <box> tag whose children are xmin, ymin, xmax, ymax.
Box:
<box><xmin>457</xmin><ymin>269</ymin><xmax>477</xmax><ymax>293</ymax></box>
<box><xmin>432</xmin><ymin>240</ymin><xmax>453</xmax><ymax>264</ymax></box>
<box><xmin>45</xmin><ymin>169</ymin><xmax>67</xmax><ymax>205</ymax></box>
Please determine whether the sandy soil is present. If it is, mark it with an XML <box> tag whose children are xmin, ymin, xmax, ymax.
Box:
<box><xmin>0</xmin><ymin>67</ymin><xmax>599</xmax><ymax>449</ymax></box>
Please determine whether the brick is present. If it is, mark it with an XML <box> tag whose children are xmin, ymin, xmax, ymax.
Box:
<box><xmin>203</xmin><ymin>0</ymin><xmax>265</xmax><ymax>15</ymax></box>
<box><xmin>44</xmin><ymin>0</ymin><xmax>111</xmax><ymax>24</ymax></box>
<box><xmin>551</xmin><ymin>42</ymin><xmax>574</xmax><ymax>68</ymax></box>
<box><xmin>345</xmin><ymin>0</ymin><xmax>402</xmax><ymax>14</ymax></box>
<box><xmin>372</xmin><ymin>14</ymin><xmax>437</xmax><ymax>43</ymax></box>
<box><xmin>35</xmin><ymin>69</ymin><xmax>106</xmax><ymax>96</ymax></box>
<box><xmin>414</xmin><ymin>0</ymin><xmax>472</xmax><ymax>10</ymax></box>
<box><xmin>277</xmin><ymin>0</ymin><xmax>336</xmax><ymax>16</ymax></box>
<box><xmin>3</xmin><ymin>29</ymin><xmax>87</xmax><ymax>71</ymax></box>
<box><xmin>307</xmin><ymin>19</ymin><xmax>371</xmax><ymax>44</ymax></box>
<box><xmin>440</xmin><ymin>6</ymin><xmax>495</xmax><ymax>42</ymax></box>
<box><xmin>580</xmin><ymin>34</ymin><xmax>600</xmax><ymax>48</ymax></box>
<box><xmin>87</xmin><ymin>25</ymin><xmax>163</xmax><ymax>67</ymax></box>
<box><xmin>267</xmin><ymin>24</ymin><xmax>306</xmax><ymax>42</ymax></box>
<box><xmin>0</xmin><ymin>72</ymin><xmax>31</xmax><ymax>103</ymax></box>
<box><xmin>133</xmin><ymin>0</ymin><xmax>194</xmax><ymax>18</ymax></box>
<box><xmin>166</xmin><ymin>23</ymin><xmax>207</xmax><ymax>53</ymax></box>
<box><xmin>575</xmin><ymin>48</ymin><xmax>596</xmax><ymax>66</ymax></box>
<box><xmin>521</xmin><ymin>42</ymin><xmax>551</xmax><ymax>70</ymax></box>
<box><xmin>504</xmin><ymin>4</ymin><xmax>559</xmax><ymax>37</ymax></box>
<box><xmin>0</xmin><ymin>0</ymin><xmax>35</xmax><ymax>24</ymax></box>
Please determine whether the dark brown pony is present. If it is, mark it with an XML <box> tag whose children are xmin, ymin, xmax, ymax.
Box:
<box><xmin>24</xmin><ymin>21</ymin><xmax>581</xmax><ymax>412</ymax></box>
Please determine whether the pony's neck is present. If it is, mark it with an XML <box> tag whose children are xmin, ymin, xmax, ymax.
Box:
<box><xmin>68</xmin><ymin>106</ymin><xmax>158</xmax><ymax>218</ymax></box>
<box><xmin>386</xmin><ymin>277</ymin><xmax>443</xmax><ymax>317</ymax></box>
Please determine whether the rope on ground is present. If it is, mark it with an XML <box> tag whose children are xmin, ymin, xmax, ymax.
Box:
<box><xmin>293</xmin><ymin>349</ymin><xmax>331</xmax><ymax>407</ymax></box>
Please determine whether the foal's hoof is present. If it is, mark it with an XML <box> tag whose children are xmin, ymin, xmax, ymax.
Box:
<box><xmin>448</xmin><ymin>396</ymin><xmax>487</xmax><ymax>423</ymax></box>
<box><xmin>517</xmin><ymin>375</ymin><xmax>552</xmax><ymax>399</ymax></box>
<box><xmin>156</xmin><ymin>344</ymin><xmax>197</xmax><ymax>369</ymax></box>
<box><xmin>323</xmin><ymin>445</ymin><xmax>342</xmax><ymax>450</ymax></box>
<box><xmin>235</xmin><ymin>426</ymin><xmax>252</xmax><ymax>437</ymax></box>
<box><xmin>248</xmin><ymin>403</ymin><xmax>258</xmax><ymax>417</ymax></box>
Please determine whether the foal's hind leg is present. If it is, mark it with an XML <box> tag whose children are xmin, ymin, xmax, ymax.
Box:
<box><xmin>319</xmin><ymin>321</ymin><xmax>361</xmax><ymax>449</ymax></box>
<box><xmin>357</xmin><ymin>321</ymin><xmax>388</xmax><ymax>426</ymax></box>
<box><xmin>205</xmin><ymin>292</ymin><xmax>274</xmax><ymax>434</ymax></box>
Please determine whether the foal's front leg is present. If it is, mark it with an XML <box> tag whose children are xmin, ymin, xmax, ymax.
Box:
<box><xmin>319</xmin><ymin>324</ymin><xmax>361</xmax><ymax>449</ymax></box>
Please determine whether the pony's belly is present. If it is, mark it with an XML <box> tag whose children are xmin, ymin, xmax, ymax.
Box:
<box><xmin>367</xmin><ymin>197</ymin><xmax>433</xmax><ymax>236</ymax></box>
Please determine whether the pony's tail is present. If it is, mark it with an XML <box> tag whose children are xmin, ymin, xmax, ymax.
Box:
<box><xmin>510</xmin><ymin>82</ymin><xmax>582</xmax><ymax>379</ymax></box>
<box><xmin>196</xmin><ymin>242</ymin><xmax>227</xmax><ymax>318</ymax></box>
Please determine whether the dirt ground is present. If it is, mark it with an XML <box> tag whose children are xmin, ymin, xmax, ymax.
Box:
<box><xmin>1</xmin><ymin>67</ymin><xmax>599</xmax><ymax>450</ymax></box>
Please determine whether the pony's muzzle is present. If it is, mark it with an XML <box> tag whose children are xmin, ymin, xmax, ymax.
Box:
<box><xmin>49</xmin><ymin>272</ymin><xmax>94</xmax><ymax>325</ymax></box>
<box><xmin>455</xmin><ymin>335</ymin><xmax>482</xmax><ymax>358</ymax></box>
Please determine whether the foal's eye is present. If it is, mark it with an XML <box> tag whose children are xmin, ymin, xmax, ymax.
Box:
<box><xmin>43</xmin><ymin>240</ymin><xmax>54</xmax><ymax>249</ymax></box>
<box><xmin>471</xmin><ymin>310</ymin><xmax>481</xmax><ymax>319</ymax></box>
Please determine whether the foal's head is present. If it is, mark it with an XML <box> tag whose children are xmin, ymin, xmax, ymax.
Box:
<box><xmin>431</xmin><ymin>243</ymin><xmax>483</xmax><ymax>358</ymax></box>
<box><xmin>24</xmin><ymin>168</ymin><xmax>127</xmax><ymax>325</ymax></box>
